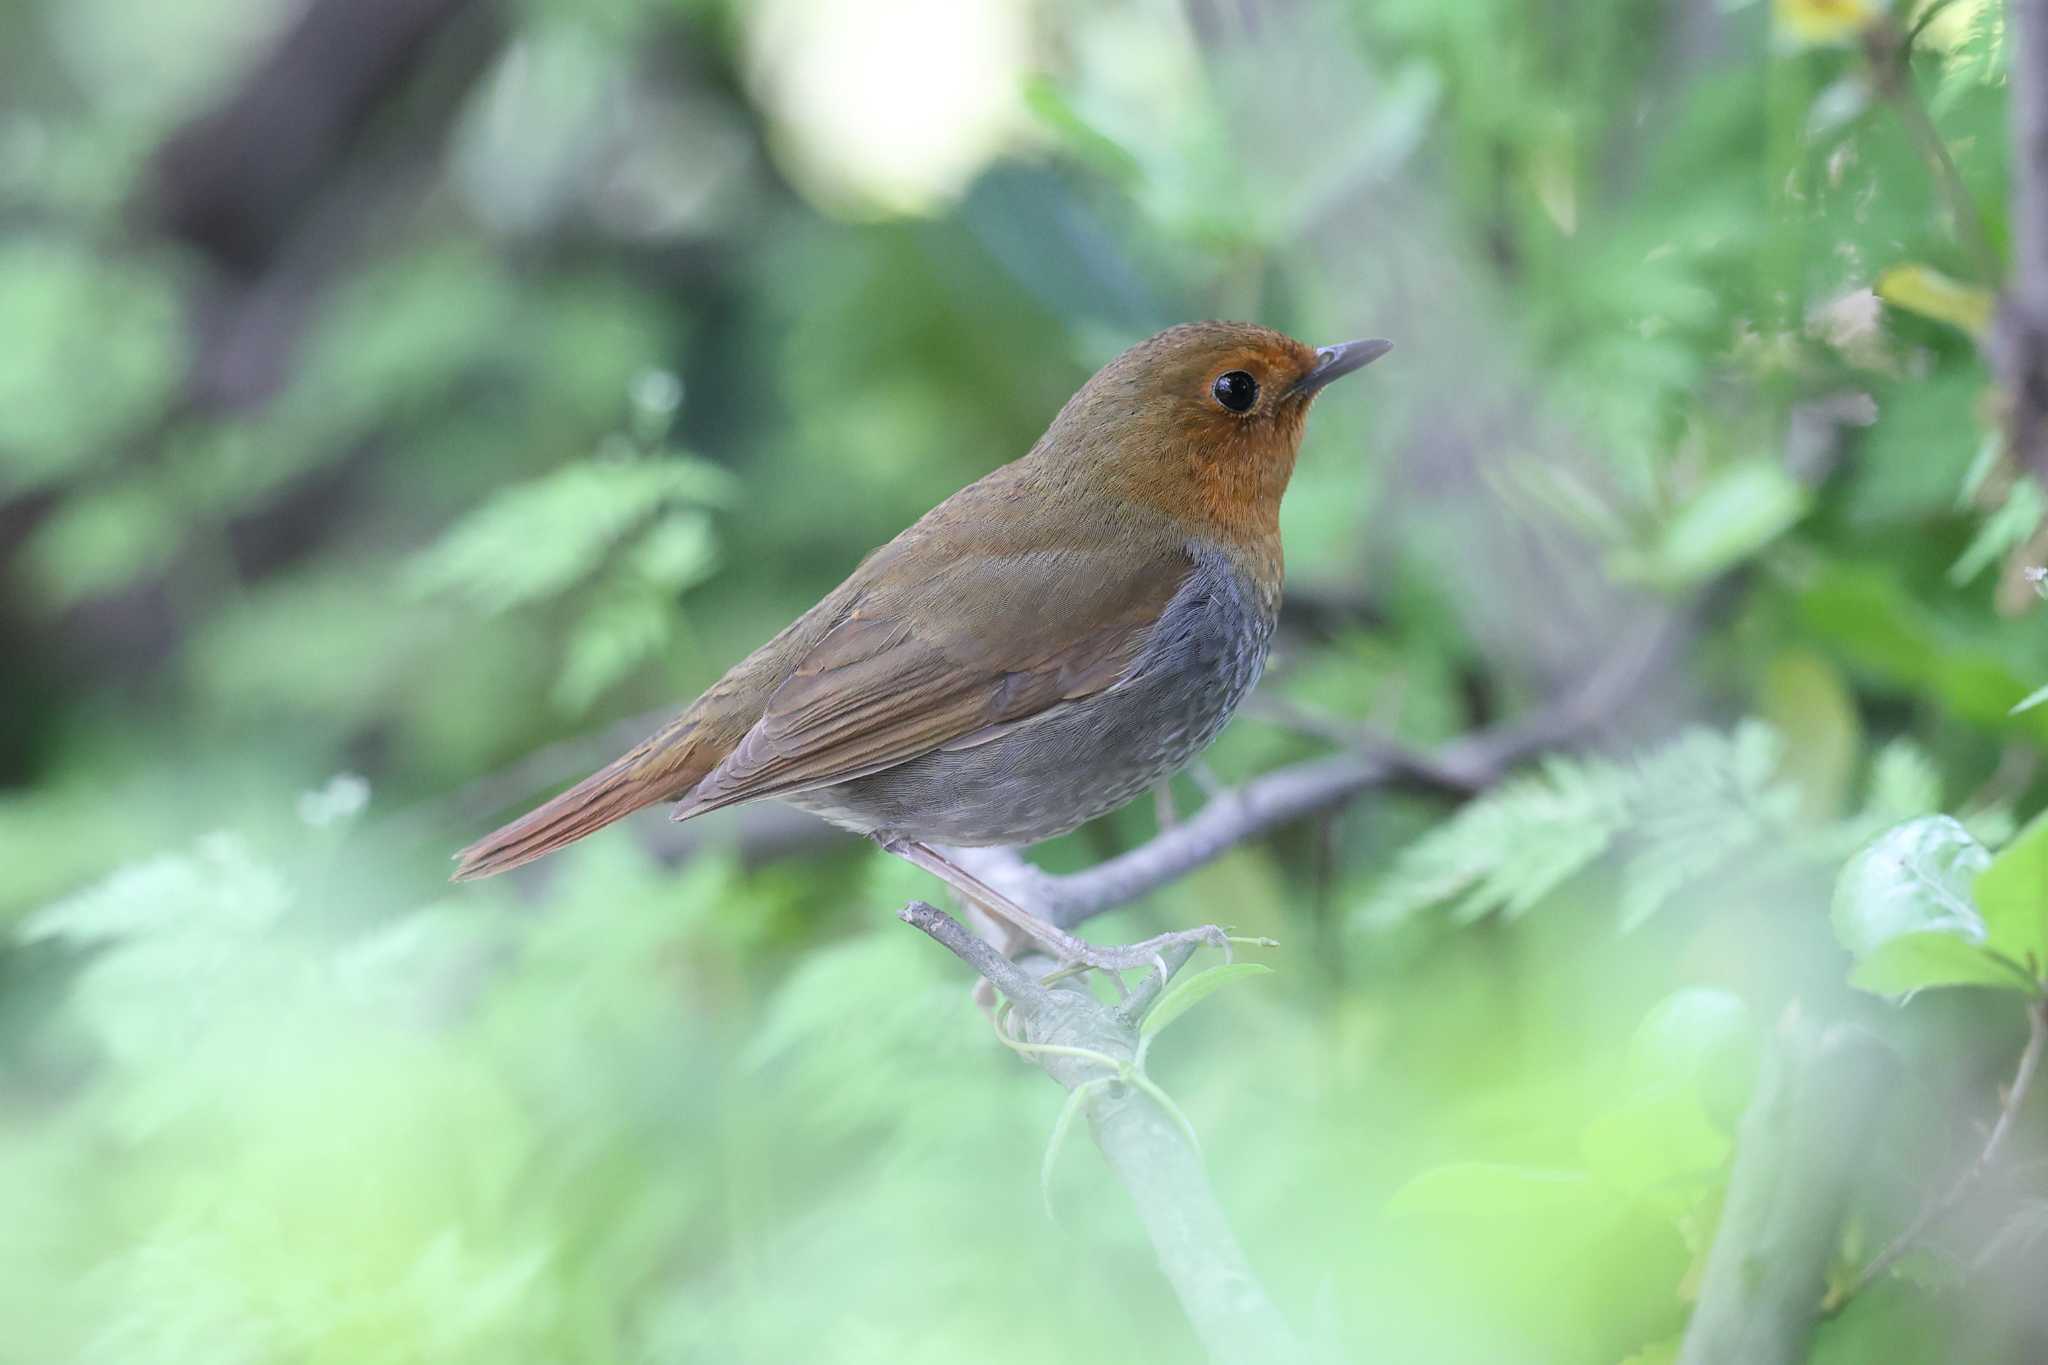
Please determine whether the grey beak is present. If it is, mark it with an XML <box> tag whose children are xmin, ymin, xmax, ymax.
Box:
<box><xmin>1293</xmin><ymin>338</ymin><xmax>1393</xmax><ymax>396</ymax></box>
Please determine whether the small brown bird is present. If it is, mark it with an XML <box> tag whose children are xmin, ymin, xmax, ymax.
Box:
<box><xmin>455</xmin><ymin>321</ymin><xmax>1388</xmax><ymax>970</ymax></box>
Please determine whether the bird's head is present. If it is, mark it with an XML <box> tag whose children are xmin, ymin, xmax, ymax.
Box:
<box><xmin>1044</xmin><ymin>321</ymin><xmax>1390</xmax><ymax>543</ymax></box>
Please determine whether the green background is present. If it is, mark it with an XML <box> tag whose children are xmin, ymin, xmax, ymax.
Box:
<box><xmin>1</xmin><ymin>0</ymin><xmax>2044</xmax><ymax>1360</ymax></box>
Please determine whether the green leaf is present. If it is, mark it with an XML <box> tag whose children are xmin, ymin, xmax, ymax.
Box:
<box><xmin>1950</xmin><ymin>478</ymin><xmax>2045</xmax><ymax>586</ymax></box>
<box><xmin>408</xmin><ymin>457</ymin><xmax>735</xmax><ymax>613</ymax></box>
<box><xmin>1619</xmin><ymin>1340</ymin><xmax>1681</xmax><ymax>1365</ymax></box>
<box><xmin>0</xmin><ymin>238</ymin><xmax>184</xmax><ymax>491</ymax></box>
<box><xmin>1848</xmin><ymin>930</ymin><xmax>2036</xmax><ymax>996</ymax></box>
<box><xmin>552</xmin><ymin>590</ymin><xmax>673</xmax><ymax>714</ymax></box>
<box><xmin>1624</xmin><ymin>461</ymin><xmax>1810</xmax><ymax>587</ymax></box>
<box><xmin>1831</xmin><ymin>817</ymin><xmax>2036</xmax><ymax>996</ymax></box>
<box><xmin>1359</xmin><ymin>722</ymin><xmax>1808</xmax><ymax>932</ymax></box>
<box><xmin>1877</xmin><ymin>262</ymin><xmax>1995</xmax><ymax>335</ymax></box>
<box><xmin>1138</xmin><ymin>962</ymin><xmax>1272</xmax><ymax>1042</ymax></box>
<box><xmin>1973</xmin><ymin>808</ymin><xmax>2048</xmax><ymax>975</ymax></box>
<box><xmin>1629</xmin><ymin>988</ymin><xmax>1751</xmax><ymax>1084</ymax></box>
<box><xmin>1861</xmin><ymin>741</ymin><xmax>1944</xmax><ymax>822</ymax></box>
<box><xmin>2011</xmin><ymin>683</ymin><xmax>2048</xmax><ymax>717</ymax></box>
<box><xmin>1388</xmin><ymin>1163</ymin><xmax>1600</xmax><ymax>1221</ymax></box>
<box><xmin>1579</xmin><ymin>1085</ymin><xmax>1730</xmax><ymax>1199</ymax></box>
<box><xmin>1831</xmin><ymin>816</ymin><xmax>1989</xmax><ymax>960</ymax></box>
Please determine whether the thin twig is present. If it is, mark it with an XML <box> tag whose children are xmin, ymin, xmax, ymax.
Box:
<box><xmin>898</xmin><ymin>901</ymin><xmax>1055</xmax><ymax>1008</ymax></box>
<box><xmin>1866</xmin><ymin>19</ymin><xmax>2001</xmax><ymax>282</ymax></box>
<box><xmin>1826</xmin><ymin>997</ymin><xmax>2048</xmax><ymax>1314</ymax></box>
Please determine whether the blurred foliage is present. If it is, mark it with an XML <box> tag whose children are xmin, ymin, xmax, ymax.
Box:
<box><xmin>4</xmin><ymin>0</ymin><xmax>2048</xmax><ymax>1360</ymax></box>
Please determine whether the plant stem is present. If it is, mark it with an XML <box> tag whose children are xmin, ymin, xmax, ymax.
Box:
<box><xmin>899</xmin><ymin>902</ymin><xmax>1310</xmax><ymax>1365</ymax></box>
<box><xmin>1678</xmin><ymin>1014</ymin><xmax>1890</xmax><ymax>1365</ymax></box>
<box><xmin>1825</xmin><ymin>996</ymin><xmax>2048</xmax><ymax>1314</ymax></box>
<box><xmin>1866</xmin><ymin>20</ymin><xmax>2002</xmax><ymax>283</ymax></box>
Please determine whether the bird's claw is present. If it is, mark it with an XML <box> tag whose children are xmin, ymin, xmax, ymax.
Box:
<box><xmin>1045</xmin><ymin>923</ymin><xmax>1237</xmax><ymax>986</ymax></box>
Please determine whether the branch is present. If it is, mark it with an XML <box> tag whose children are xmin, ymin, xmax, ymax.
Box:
<box><xmin>1865</xmin><ymin>19</ymin><xmax>2000</xmax><ymax>282</ymax></box>
<box><xmin>1677</xmin><ymin>1012</ymin><xmax>1891</xmax><ymax>1365</ymax></box>
<box><xmin>898</xmin><ymin>902</ymin><xmax>1312</xmax><ymax>1365</ymax></box>
<box><xmin>951</xmin><ymin>613</ymin><xmax>1675</xmax><ymax>931</ymax></box>
<box><xmin>1825</xmin><ymin>995</ymin><xmax>2048</xmax><ymax>1314</ymax></box>
<box><xmin>1998</xmin><ymin>0</ymin><xmax>2048</xmax><ymax>493</ymax></box>
<box><xmin>144</xmin><ymin>0</ymin><xmax>494</xmax><ymax>272</ymax></box>
<box><xmin>2011</xmin><ymin>0</ymin><xmax>2048</xmax><ymax>313</ymax></box>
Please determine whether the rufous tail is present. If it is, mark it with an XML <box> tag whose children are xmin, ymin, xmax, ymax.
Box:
<box><xmin>451</xmin><ymin>752</ymin><xmax>676</xmax><ymax>881</ymax></box>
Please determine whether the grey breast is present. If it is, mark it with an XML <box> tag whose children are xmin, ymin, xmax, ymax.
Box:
<box><xmin>788</xmin><ymin>543</ymin><xmax>1275</xmax><ymax>846</ymax></box>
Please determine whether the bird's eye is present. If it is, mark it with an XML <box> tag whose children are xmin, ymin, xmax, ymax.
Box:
<box><xmin>1211</xmin><ymin>370</ymin><xmax>1259</xmax><ymax>413</ymax></box>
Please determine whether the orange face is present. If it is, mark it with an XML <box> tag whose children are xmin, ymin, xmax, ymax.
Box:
<box><xmin>1054</xmin><ymin>322</ymin><xmax>1388</xmax><ymax>547</ymax></box>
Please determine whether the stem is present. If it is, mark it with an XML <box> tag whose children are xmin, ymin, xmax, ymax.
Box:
<box><xmin>899</xmin><ymin>901</ymin><xmax>1310</xmax><ymax>1365</ymax></box>
<box><xmin>1677</xmin><ymin>1014</ymin><xmax>1890</xmax><ymax>1365</ymax></box>
<box><xmin>1867</xmin><ymin>20</ymin><xmax>2002</xmax><ymax>282</ymax></box>
<box><xmin>1825</xmin><ymin>997</ymin><xmax>2048</xmax><ymax>1314</ymax></box>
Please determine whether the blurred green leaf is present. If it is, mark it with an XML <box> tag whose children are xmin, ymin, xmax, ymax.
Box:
<box><xmin>20</xmin><ymin>477</ymin><xmax>186</xmax><ymax>609</ymax></box>
<box><xmin>2011</xmin><ymin>683</ymin><xmax>2048</xmax><ymax>716</ymax></box>
<box><xmin>408</xmin><ymin>457</ymin><xmax>734</xmax><ymax>613</ymax></box>
<box><xmin>1832</xmin><ymin>816</ymin><xmax>1988</xmax><ymax>957</ymax></box>
<box><xmin>1629</xmin><ymin>988</ymin><xmax>1752</xmax><ymax>1084</ymax></box>
<box><xmin>1138</xmin><ymin>962</ymin><xmax>1273</xmax><ymax>1044</ymax></box>
<box><xmin>1616</xmin><ymin>461</ymin><xmax>1809</xmax><ymax>588</ymax></box>
<box><xmin>1877</xmin><ymin>263</ymin><xmax>1994</xmax><ymax>336</ymax></box>
<box><xmin>1580</xmin><ymin>1085</ymin><xmax>1729</xmax><ymax>1200</ymax></box>
<box><xmin>1972</xmin><ymin>808</ymin><xmax>2048</xmax><ymax>975</ymax></box>
<box><xmin>1831</xmin><ymin>816</ymin><xmax>2035</xmax><ymax>996</ymax></box>
<box><xmin>1950</xmin><ymin>478</ymin><xmax>2045</xmax><ymax>585</ymax></box>
<box><xmin>552</xmin><ymin>589</ymin><xmax>671</xmax><ymax>714</ymax></box>
<box><xmin>1848</xmin><ymin>930</ymin><xmax>2033</xmax><ymax>995</ymax></box>
<box><xmin>0</xmin><ymin>238</ymin><xmax>183</xmax><ymax>491</ymax></box>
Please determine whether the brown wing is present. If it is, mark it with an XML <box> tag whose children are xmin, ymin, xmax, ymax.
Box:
<box><xmin>669</xmin><ymin>540</ymin><xmax>1194</xmax><ymax>819</ymax></box>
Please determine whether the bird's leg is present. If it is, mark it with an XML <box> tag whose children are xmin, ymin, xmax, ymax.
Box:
<box><xmin>1152</xmin><ymin>778</ymin><xmax>1178</xmax><ymax>830</ymax></box>
<box><xmin>876</xmin><ymin>835</ymin><xmax>1230</xmax><ymax>987</ymax></box>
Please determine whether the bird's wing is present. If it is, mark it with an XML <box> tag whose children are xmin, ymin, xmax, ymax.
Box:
<box><xmin>669</xmin><ymin>538</ymin><xmax>1195</xmax><ymax>819</ymax></box>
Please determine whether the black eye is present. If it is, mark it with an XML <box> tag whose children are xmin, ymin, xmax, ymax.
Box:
<box><xmin>1212</xmin><ymin>370</ymin><xmax>1258</xmax><ymax>412</ymax></box>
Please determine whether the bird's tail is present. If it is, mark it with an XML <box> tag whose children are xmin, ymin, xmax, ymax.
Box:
<box><xmin>451</xmin><ymin>748</ymin><xmax>679</xmax><ymax>881</ymax></box>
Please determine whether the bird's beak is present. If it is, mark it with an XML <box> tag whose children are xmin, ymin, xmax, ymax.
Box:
<box><xmin>1292</xmin><ymin>338</ymin><xmax>1393</xmax><ymax>397</ymax></box>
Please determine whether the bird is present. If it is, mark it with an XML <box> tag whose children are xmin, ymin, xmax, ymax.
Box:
<box><xmin>453</xmin><ymin>321</ymin><xmax>1389</xmax><ymax>973</ymax></box>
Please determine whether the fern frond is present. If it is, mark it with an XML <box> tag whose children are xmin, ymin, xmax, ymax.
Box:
<box><xmin>1358</xmin><ymin>721</ymin><xmax>1941</xmax><ymax>933</ymax></box>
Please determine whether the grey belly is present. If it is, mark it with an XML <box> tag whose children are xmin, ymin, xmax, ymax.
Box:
<box><xmin>787</xmin><ymin>547</ymin><xmax>1273</xmax><ymax>847</ymax></box>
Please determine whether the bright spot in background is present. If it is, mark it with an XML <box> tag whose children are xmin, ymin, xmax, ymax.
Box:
<box><xmin>743</xmin><ymin>0</ymin><xmax>1034</xmax><ymax>218</ymax></box>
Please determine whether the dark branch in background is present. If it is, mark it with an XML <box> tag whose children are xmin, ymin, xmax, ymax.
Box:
<box><xmin>900</xmin><ymin>902</ymin><xmax>1311</xmax><ymax>1365</ymax></box>
<box><xmin>143</xmin><ymin>0</ymin><xmax>493</xmax><ymax>274</ymax></box>
<box><xmin>1677</xmin><ymin>1014</ymin><xmax>1890</xmax><ymax>1365</ymax></box>
<box><xmin>1825</xmin><ymin>996</ymin><xmax>2048</xmax><ymax>1315</ymax></box>
<box><xmin>1864</xmin><ymin>18</ymin><xmax>2001</xmax><ymax>283</ymax></box>
<box><xmin>2000</xmin><ymin>0</ymin><xmax>2048</xmax><ymax>494</ymax></box>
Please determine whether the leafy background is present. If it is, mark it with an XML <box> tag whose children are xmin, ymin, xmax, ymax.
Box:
<box><xmin>3</xmin><ymin>0</ymin><xmax>2047</xmax><ymax>1360</ymax></box>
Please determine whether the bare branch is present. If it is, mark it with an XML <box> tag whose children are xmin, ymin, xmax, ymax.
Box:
<box><xmin>897</xmin><ymin>901</ymin><xmax>1054</xmax><ymax>1008</ymax></box>
<box><xmin>2012</xmin><ymin>0</ymin><xmax>2048</xmax><ymax>314</ymax></box>
<box><xmin>2000</xmin><ymin>0</ymin><xmax>2048</xmax><ymax>497</ymax></box>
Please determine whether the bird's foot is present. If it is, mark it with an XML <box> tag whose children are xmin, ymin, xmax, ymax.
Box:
<box><xmin>1037</xmin><ymin>924</ymin><xmax>1280</xmax><ymax>995</ymax></box>
<box><xmin>1055</xmin><ymin>923</ymin><xmax>1231</xmax><ymax>974</ymax></box>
